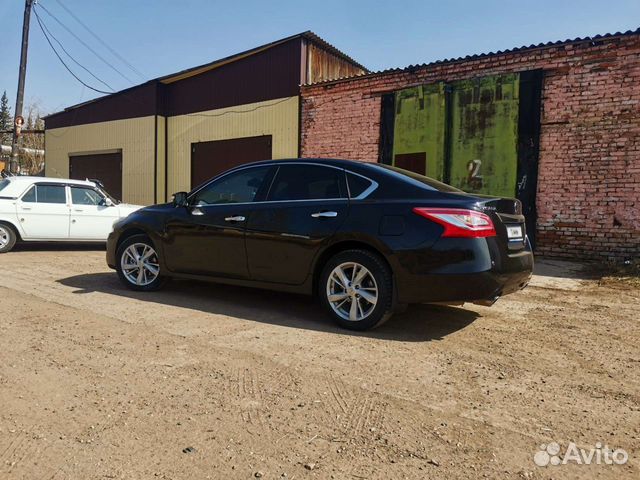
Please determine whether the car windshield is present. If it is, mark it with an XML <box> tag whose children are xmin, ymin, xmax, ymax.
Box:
<box><xmin>0</xmin><ymin>179</ymin><xmax>10</xmax><ymax>192</ymax></box>
<box><xmin>370</xmin><ymin>164</ymin><xmax>463</xmax><ymax>193</ymax></box>
<box><xmin>97</xmin><ymin>187</ymin><xmax>119</xmax><ymax>204</ymax></box>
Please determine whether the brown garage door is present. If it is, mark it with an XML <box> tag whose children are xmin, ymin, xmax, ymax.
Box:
<box><xmin>394</xmin><ymin>152</ymin><xmax>427</xmax><ymax>175</ymax></box>
<box><xmin>69</xmin><ymin>151</ymin><xmax>123</xmax><ymax>201</ymax></box>
<box><xmin>191</xmin><ymin>135</ymin><xmax>272</xmax><ymax>188</ymax></box>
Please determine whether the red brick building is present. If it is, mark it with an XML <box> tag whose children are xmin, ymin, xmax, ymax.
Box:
<box><xmin>301</xmin><ymin>30</ymin><xmax>640</xmax><ymax>261</ymax></box>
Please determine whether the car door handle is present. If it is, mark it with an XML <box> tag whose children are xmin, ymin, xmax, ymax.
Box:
<box><xmin>225</xmin><ymin>215</ymin><xmax>246</xmax><ymax>222</ymax></box>
<box><xmin>73</xmin><ymin>208</ymin><xmax>83</xmax><ymax>212</ymax></box>
<box><xmin>21</xmin><ymin>206</ymin><xmax>32</xmax><ymax>211</ymax></box>
<box><xmin>311</xmin><ymin>211</ymin><xmax>338</xmax><ymax>218</ymax></box>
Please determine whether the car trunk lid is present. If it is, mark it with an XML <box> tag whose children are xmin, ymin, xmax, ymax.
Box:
<box><xmin>453</xmin><ymin>193</ymin><xmax>527</xmax><ymax>251</ymax></box>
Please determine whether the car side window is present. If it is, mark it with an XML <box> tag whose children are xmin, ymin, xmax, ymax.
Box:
<box><xmin>346</xmin><ymin>172</ymin><xmax>374</xmax><ymax>199</ymax></box>
<box><xmin>268</xmin><ymin>165</ymin><xmax>344</xmax><ymax>201</ymax></box>
<box><xmin>21</xmin><ymin>186</ymin><xmax>36</xmax><ymax>202</ymax></box>
<box><xmin>21</xmin><ymin>185</ymin><xmax>66</xmax><ymax>204</ymax></box>
<box><xmin>191</xmin><ymin>166</ymin><xmax>270</xmax><ymax>206</ymax></box>
<box><xmin>71</xmin><ymin>187</ymin><xmax>104</xmax><ymax>206</ymax></box>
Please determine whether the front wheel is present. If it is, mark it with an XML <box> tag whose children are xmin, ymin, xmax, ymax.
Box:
<box><xmin>319</xmin><ymin>249</ymin><xmax>394</xmax><ymax>330</ymax></box>
<box><xmin>116</xmin><ymin>234</ymin><xmax>166</xmax><ymax>291</ymax></box>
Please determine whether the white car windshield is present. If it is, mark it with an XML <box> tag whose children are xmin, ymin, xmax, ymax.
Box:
<box><xmin>97</xmin><ymin>187</ymin><xmax>119</xmax><ymax>205</ymax></box>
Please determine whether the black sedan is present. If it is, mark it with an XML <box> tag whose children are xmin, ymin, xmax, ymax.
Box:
<box><xmin>107</xmin><ymin>158</ymin><xmax>533</xmax><ymax>330</ymax></box>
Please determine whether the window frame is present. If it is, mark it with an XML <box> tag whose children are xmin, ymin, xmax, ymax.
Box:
<box><xmin>345</xmin><ymin>171</ymin><xmax>378</xmax><ymax>200</ymax></box>
<box><xmin>187</xmin><ymin>162</ymin><xmax>378</xmax><ymax>206</ymax></box>
<box><xmin>188</xmin><ymin>165</ymin><xmax>273</xmax><ymax>207</ymax></box>
<box><xmin>265</xmin><ymin>164</ymin><xmax>348</xmax><ymax>202</ymax></box>
<box><xmin>70</xmin><ymin>186</ymin><xmax>107</xmax><ymax>206</ymax></box>
<box><xmin>19</xmin><ymin>182</ymin><xmax>69</xmax><ymax>205</ymax></box>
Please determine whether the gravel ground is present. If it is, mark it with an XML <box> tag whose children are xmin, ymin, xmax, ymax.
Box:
<box><xmin>0</xmin><ymin>246</ymin><xmax>638</xmax><ymax>479</ymax></box>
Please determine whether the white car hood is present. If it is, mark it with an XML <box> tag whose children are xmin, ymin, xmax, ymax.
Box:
<box><xmin>117</xmin><ymin>203</ymin><xmax>144</xmax><ymax>217</ymax></box>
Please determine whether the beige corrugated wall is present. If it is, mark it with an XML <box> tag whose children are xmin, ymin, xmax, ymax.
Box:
<box><xmin>45</xmin><ymin>116</ymin><xmax>156</xmax><ymax>205</ymax></box>
<box><xmin>166</xmin><ymin>96</ymin><xmax>299</xmax><ymax>197</ymax></box>
<box><xmin>45</xmin><ymin>96</ymin><xmax>299</xmax><ymax>204</ymax></box>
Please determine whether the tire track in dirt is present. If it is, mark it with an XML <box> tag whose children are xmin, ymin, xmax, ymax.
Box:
<box><xmin>0</xmin><ymin>428</ymin><xmax>58</xmax><ymax>479</ymax></box>
<box><xmin>322</xmin><ymin>375</ymin><xmax>387</xmax><ymax>439</ymax></box>
<box><xmin>224</xmin><ymin>363</ymin><xmax>298</xmax><ymax>429</ymax></box>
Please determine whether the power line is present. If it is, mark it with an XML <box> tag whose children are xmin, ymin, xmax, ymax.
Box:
<box><xmin>34</xmin><ymin>5</ymin><xmax>114</xmax><ymax>92</ymax></box>
<box><xmin>51</xmin><ymin>0</ymin><xmax>146</xmax><ymax>81</ymax></box>
<box><xmin>36</xmin><ymin>1</ymin><xmax>135</xmax><ymax>85</ymax></box>
<box><xmin>33</xmin><ymin>8</ymin><xmax>112</xmax><ymax>94</ymax></box>
<box><xmin>185</xmin><ymin>96</ymin><xmax>296</xmax><ymax>118</ymax></box>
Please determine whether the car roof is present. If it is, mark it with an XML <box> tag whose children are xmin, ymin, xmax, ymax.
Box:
<box><xmin>226</xmin><ymin>158</ymin><xmax>381</xmax><ymax>174</ymax></box>
<box><xmin>3</xmin><ymin>176</ymin><xmax>96</xmax><ymax>187</ymax></box>
<box><xmin>0</xmin><ymin>176</ymin><xmax>97</xmax><ymax>197</ymax></box>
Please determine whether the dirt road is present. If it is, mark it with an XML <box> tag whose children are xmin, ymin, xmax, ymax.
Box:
<box><xmin>0</xmin><ymin>247</ymin><xmax>638</xmax><ymax>479</ymax></box>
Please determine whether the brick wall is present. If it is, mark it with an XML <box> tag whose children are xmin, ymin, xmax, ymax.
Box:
<box><xmin>300</xmin><ymin>33</ymin><xmax>640</xmax><ymax>261</ymax></box>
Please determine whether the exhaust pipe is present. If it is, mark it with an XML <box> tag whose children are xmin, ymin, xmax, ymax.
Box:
<box><xmin>472</xmin><ymin>296</ymin><xmax>500</xmax><ymax>307</ymax></box>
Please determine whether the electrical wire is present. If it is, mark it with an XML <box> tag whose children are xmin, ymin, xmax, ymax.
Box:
<box><xmin>51</xmin><ymin>0</ymin><xmax>146</xmax><ymax>81</ymax></box>
<box><xmin>34</xmin><ymin>8</ymin><xmax>112</xmax><ymax>94</ymax></box>
<box><xmin>35</xmin><ymin>6</ymin><xmax>115</xmax><ymax>92</ymax></box>
<box><xmin>44</xmin><ymin>85</ymin><xmax>85</xmax><ymax>139</ymax></box>
<box><xmin>185</xmin><ymin>96</ymin><xmax>296</xmax><ymax>118</ymax></box>
<box><xmin>36</xmin><ymin>1</ymin><xmax>135</xmax><ymax>85</ymax></box>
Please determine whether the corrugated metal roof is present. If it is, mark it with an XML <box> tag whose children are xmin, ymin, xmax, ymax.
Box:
<box><xmin>158</xmin><ymin>31</ymin><xmax>367</xmax><ymax>84</ymax></box>
<box><xmin>303</xmin><ymin>28</ymin><xmax>640</xmax><ymax>87</ymax></box>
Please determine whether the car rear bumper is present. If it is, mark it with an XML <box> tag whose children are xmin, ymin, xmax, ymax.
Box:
<box><xmin>392</xmin><ymin>237</ymin><xmax>534</xmax><ymax>305</ymax></box>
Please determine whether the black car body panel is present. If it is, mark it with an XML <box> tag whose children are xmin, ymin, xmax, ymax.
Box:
<box><xmin>107</xmin><ymin>158</ymin><xmax>533</xmax><ymax>305</ymax></box>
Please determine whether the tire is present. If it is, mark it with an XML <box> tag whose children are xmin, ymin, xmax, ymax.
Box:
<box><xmin>0</xmin><ymin>223</ymin><xmax>18</xmax><ymax>254</ymax></box>
<box><xmin>319</xmin><ymin>249</ymin><xmax>394</xmax><ymax>330</ymax></box>
<box><xmin>115</xmin><ymin>234</ymin><xmax>166</xmax><ymax>291</ymax></box>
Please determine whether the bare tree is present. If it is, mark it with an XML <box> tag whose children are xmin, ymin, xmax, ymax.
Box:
<box><xmin>18</xmin><ymin>101</ymin><xmax>46</xmax><ymax>175</ymax></box>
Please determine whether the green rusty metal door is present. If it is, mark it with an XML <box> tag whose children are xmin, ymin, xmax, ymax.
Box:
<box><xmin>389</xmin><ymin>74</ymin><xmax>520</xmax><ymax>198</ymax></box>
<box><xmin>380</xmin><ymin>71</ymin><xmax>540</xmax><ymax>246</ymax></box>
<box><xmin>448</xmin><ymin>74</ymin><xmax>520</xmax><ymax>197</ymax></box>
<box><xmin>392</xmin><ymin>83</ymin><xmax>446</xmax><ymax>178</ymax></box>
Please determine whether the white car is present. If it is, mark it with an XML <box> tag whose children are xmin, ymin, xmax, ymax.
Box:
<box><xmin>0</xmin><ymin>176</ymin><xmax>143</xmax><ymax>253</ymax></box>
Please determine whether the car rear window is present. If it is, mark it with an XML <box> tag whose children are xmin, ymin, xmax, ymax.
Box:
<box><xmin>372</xmin><ymin>164</ymin><xmax>462</xmax><ymax>193</ymax></box>
<box><xmin>0</xmin><ymin>179</ymin><xmax>10</xmax><ymax>192</ymax></box>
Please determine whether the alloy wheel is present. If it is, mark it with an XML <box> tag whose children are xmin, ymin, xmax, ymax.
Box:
<box><xmin>120</xmin><ymin>243</ymin><xmax>160</xmax><ymax>286</ymax></box>
<box><xmin>326</xmin><ymin>262</ymin><xmax>378</xmax><ymax>321</ymax></box>
<box><xmin>0</xmin><ymin>226</ymin><xmax>9</xmax><ymax>249</ymax></box>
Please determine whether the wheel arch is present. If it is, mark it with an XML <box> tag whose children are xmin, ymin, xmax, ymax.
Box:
<box><xmin>311</xmin><ymin>239</ymin><xmax>394</xmax><ymax>298</ymax></box>
<box><xmin>116</xmin><ymin>227</ymin><xmax>150</xmax><ymax>253</ymax></box>
<box><xmin>0</xmin><ymin>219</ymin><xmax>22</xmax><ymax>241</ymax></box>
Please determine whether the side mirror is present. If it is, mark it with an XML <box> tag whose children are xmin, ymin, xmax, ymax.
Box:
<box><xmin>104</xmin><ymin>198</ymin><xmax>114</xmax><ymax>207</ymax></box>
<box><xmin>172</xmin><ymin>191</ymin><xmax>188</xmax><ymax>207</ymax></box>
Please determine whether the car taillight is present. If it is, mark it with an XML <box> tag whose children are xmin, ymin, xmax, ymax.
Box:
<box><xmin>412</xmin><ymin>207</ymin><xmax>496</xmax><ymax>238</ymax></box>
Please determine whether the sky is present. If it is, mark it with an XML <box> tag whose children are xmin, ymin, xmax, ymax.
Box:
<box><xmin>0</xmin><ymin>0</ymin><xmax>638</xmax><ymax>116</ymax></box>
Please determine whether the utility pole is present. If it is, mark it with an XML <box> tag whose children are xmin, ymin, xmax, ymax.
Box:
<box><xmin>10</xmin><ymin>0</ymin><xmax>34</xmax><ymax>174</ymax></box>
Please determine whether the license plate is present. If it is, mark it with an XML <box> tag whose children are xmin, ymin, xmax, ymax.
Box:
<box><xmin>507</xmin><ymin>225</ymin><xmax>523</xmax><ymax>240</ymax></box>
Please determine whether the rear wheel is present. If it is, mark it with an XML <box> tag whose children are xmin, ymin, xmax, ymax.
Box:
<box><xmin>116</xmin><ymin>234</ymin><xmax>165</xmax><ymax>291</ymax></box>
<box><xmin>319</xmin><ymin>249</ymin><xmax>393</xmax><ymax>330</ymax></box>
<box><xmin>0</xmin><ymin>223</ymin><xmax>17</xmax><ymax>253</ymax></box>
